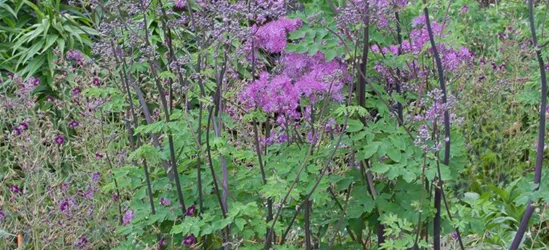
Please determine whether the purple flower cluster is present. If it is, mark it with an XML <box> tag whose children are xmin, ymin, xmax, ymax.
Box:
<box><xmin>9</xmin><ymin>184</ymin><xmax>21</xmax><ymax>194</ymax></box>
<box><xmin>241</xmin><ymin>52</ymin><xmax>348</xmax><ymax>118</ymax></box>
<box><xmin>12</xmin><ymin>76</ymin><xmax>39</xmax><ymax>107</ymax></box>
<box><xmin>123</xmin><ymin>209</ymin><xmax>134</xmax><ymax>225</ymax></box>
<box><xmin>59</xmin><ymin>197</ymin><xmax>78</xmax><ymax>215</ymax></box>
<box><xmin>75</xmin><ymin>235</ymin><xmax>88</xmax><ymax>248</ymax></box>
<box><xmin>413</xmin><ymin>89</ymin><xmax>457</xmax><ymax>152</ymax></box>
<box><xmin>13</xmin><ymin>121</ymin><xmax>29</xmax><ymax>136</ymax></box>
<box><xmin>370</xmin><ymin>15</ymin><xmax>473</xmax><ymax>93</ymax></box>
<box><xmin>173</xmin><ymin>0</ymin><xmax>185</xmax><ymax>8</ymax></box>
<box><xmin>336</xmin><ymin>0</ymin><xmax>408</xmax><ymax>30</ymax></box>
<box><xmin>66</xmin><ymin>50</ymin><xmax>84</xmax><ymax>62</ymax></box>
<box><xmin>253</xmin><ymin>17</ymin><xmax>302</xmax><ymax>53</ymax></box>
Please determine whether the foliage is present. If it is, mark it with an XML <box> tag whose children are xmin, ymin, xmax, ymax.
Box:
<box><xmin>2</xmin><ymin>0</ymin><xmax>549</xmax><ymax>249</ymax></box>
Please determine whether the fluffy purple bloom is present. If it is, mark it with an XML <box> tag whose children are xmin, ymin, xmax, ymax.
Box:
<box><xmin>123</xmin><ymin>209</ymin><xmax>134</xmax><ymax>225</ymax></box>
<box><xmin>174</xmin><ymin>0</ymin><xmax>185</xmax><ymax>8</ymax></box>
<box><xmin>160</xmin><ymin>197</ymin><xmax>171</xmax><ymax>206</ymax></box>
<box><xmin>112</xmin><ymin>193</ymin><xmax>119</xmax><ymax>201</ymax></box>
<box><xmin>68</xmin><ymin>121</ymin><xmax>80</xmax><ymax>128</ymax></box>
<box><xmin>54</xmin><ymin>135</ymin><xmax>65</xmax><ymax>145</ymax></box>
<box><xmin>182</xmin><ymin>235</ymin><xmax>197</xmax><ymax>246</ymax></box>
<box><xmin>0</xmin><ymin>210</ymin><xmax>5</xmax><ymax>221</ymax></box>
<box><xmin>253</xmin><ymin>17</ymin><xmax>302</xmax><ymax>53</ymax></box>
<box><xmin>185</xmin><ymin>205</ymin><xmax>196</xmax><ymax>216</ymax></box>
<box><xmin>241</xmin><ymin>73</ymin><xmax>299</xmax><ymax>115</ymax></box>
<box><xmin>241</xmin><ymin>52</ymin><xmax>348</xmax><ymax>117</ymax></box>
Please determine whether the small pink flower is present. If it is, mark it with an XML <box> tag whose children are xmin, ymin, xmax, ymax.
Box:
<box><xmin>160</xmin><ymin>197</ymin><xmax>171</xmax><ymax>206</ymax></box>
<box><xmin>123</xmin><ymin>209</ymin><xmax>134</xmax><ymax>225</ymax></box>
<box><xmin>95</xmin><ymin>152</ymin><xmax>104</xmax><ymax>159</ymax></box>
<box><xmin>182</xmin><ymin>235</ymin><xmax>196</xmax><ymax>246</ymax></box>
<box><xmin>54</xmin><ymin>135</ymin><xmax>65</xmax><ymax>145</ymax></box>
<box><xmin>68</xmin><ymin>121</ymin><xmax>80</xmax><ymax>128</ymax></box>
<box><xmin>72</xmin><ymin>88</ymin><xmax>82</xmax><ymax>96</ymax></box>
<box><xmin>174</xmin><ymin>0</ymin><xmax>185</xmax><ymax>8</ymax></box>
<box><xmin>18</xmin><ymin>121</ymin><xmax>28</xmax><ymax>130</ymax></box>
<box><xmin>92</xmin><ymin>77</ymin><xmax>101</xmax><ymax>86</ymax></box>
<box><xmin>185</xmin><ymin>205</ymin><xmax>196</xmax><ymax>216</ymax></box>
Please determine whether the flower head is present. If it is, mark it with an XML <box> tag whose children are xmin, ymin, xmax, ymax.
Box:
<box><xmin>182</xmin><ymin>235</ymin><xmax>197</xmax><ymax>246</ymax></box>
<box><xmin>92</xmin><ymin>77</ymin><xmax>101</xmax><ymax>86</ymax></box>
<box><xmin>185</xmin><ymin>205</ymin><xmax>196</xmax><ymax>216</ymax></box>
<box><xmin>9</xmin><ymin>184</ymin><xmax>21</xmax><ymax>194</ymax></box>
<box><xmin>0</xmin><ymin>210</ymin><xmax>5</xmax><ymax>221</ymax></box>
<box><xmin>174</xmin><ymin>0</ymin><xmax>186</xmax><ymax>8</ymax></box>
<box><xmin>95</xmin><ymin>152</ymin><xmax>104</xmax><ymax>159</ymax></box>
<box><xmin>157</xmin><ymin>237</ymin><xmax>167</xmax><ymax>250</ymax></box>
<box><xmin>72</xmin><ymin>88</ymin><xmax>82</xmax><ymax>96</ymax></box>
<box><xmin>19</xmin><ymin>121</ymin><xmax>28</xmax><ymax>130</ymax></box>
<box><xmin>54</xmin><ymin>135</ymin><xmax>65</xmax><ymax>145</ymax></box>
<box><xmin>254</xmin><ymin>17</ymin><xmax>303</xmax><ymax>53</ymax></box>
<box><xmin>75</xmin><ymin>235</ymin><xmax>88</xmax><ymax>248</ymax></box>
<box><xmin>92</xmin><ymin>172</ymin><xmax>101</xmax><ymax>182</ymax></box>
<box><xmin>13</xmin><ymin>126</ymin><xmax>22</xmax><ymax>135</ymax></box>
<box><xmin>59</xmin><ymin>199</ymin><xmax>70</xmax><ymax>214</ymax></box>
<box><xmin>68</xmin><ymin>121</ymin><xmax>80</xmax><ymax>128</ymax></box>
<box><xmin>160</xmin><ymin>197</ymin><xmax>171</xmax><ymax>206</ymax></box>
<box><xmin>66</xmin><ymin>50</ymin><xmax>84</xmax><ymax>62</ymax></box>
<box><xmin>123</xmin><ymin>209</ymin><xmax>134</xmax><ymax>225</ymax></box>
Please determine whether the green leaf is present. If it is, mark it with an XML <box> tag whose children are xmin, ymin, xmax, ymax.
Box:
<box><xmin>0</xmin><ymin>2</ymin><xmax>17</xmax><ymax>19</ymax></box>
<box><xmin>235</xmin><ymin>218</ymin><xmax>246</xmax><ymax>231</ymax></box>
<box><xmin>360</xmin><ymin>142</ymin><xmax>381</xmax><ymax>160</ymax></box>
<box><xmin>389</xmin><ymin>135</ymin><xmax>406</xmax><ymax>151</ymax></box>
<box><xmin>386</xmin><ymin>147</ymin><xmax>401</xmax><ymax>162</ymax></box>
<box><xmin>288</xmin><ymin>29</ymin><xmax>307</xmax><ymax>39</ymax></box>
<box><xmin>42</xmin><ymin>34</ymin><xmax>59</xmax><ymax>53</ymax></box>
<box><xmin>346</xmin><ymin>119</ymin><xmax>363</xmax><ymax>133</ymax></box>
<box><xmin>371</xmin><ymin>164</ymin><xmax>389</xmax><ymax>174</ymax></box>
<box><xmin>325</xmin><ymin>49</ymin><xmax>337</xmax><ymax>62</ymax></box>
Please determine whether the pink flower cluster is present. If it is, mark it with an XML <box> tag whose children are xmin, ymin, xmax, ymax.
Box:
<box><xmin>372</xmin><ymin>15</ymin><xmax>473</xmax><ymax>85</ymax></box>
<box><xmin>241</xmin><ymin>52</ymin><xmax>348</xmax><ymax>118</ymax></box>
<box><xmin>253</xmin><ymin>17</ymin><xmax>302</xmax><ymax>53</ymax></box>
